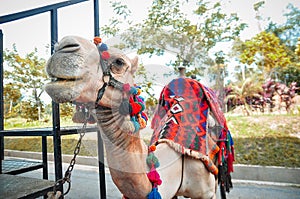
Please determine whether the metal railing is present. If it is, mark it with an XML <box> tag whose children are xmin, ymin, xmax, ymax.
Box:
<box><xmin>0</xmin><ymin>1</ymin><xmax>106</xmax><ymax>198</ymax></box>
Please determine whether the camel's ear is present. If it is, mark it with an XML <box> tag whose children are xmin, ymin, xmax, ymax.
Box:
<box><xmin>131</xmin><ymin>56</ymin><xmax>138</xmax><ymax>74</ymax></box>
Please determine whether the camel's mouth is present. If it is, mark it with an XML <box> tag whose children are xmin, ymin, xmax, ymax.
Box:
<box><xmin>45</xmin><ymin>76</ymin><xmax>86</xmax><ymax>103</ymax></box>
<box><xmin>44</xmin><ymin>51</ymin><xmax>99</xmax><ymax>103</ymax></box>
<box><xmin>50</xmin><ymin>76</ymin><xmax>84</xmax><ymax>84</ymax></box>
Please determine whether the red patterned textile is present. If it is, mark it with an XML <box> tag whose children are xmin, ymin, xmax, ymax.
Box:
<box><xmin>150</xmin><ymin>78</ymin><xmax>234</xmax><ymax>174</ymax></box>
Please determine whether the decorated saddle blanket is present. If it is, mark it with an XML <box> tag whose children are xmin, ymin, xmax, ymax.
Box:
<box><xmin>150</xmin><ymin>78</ymin><xmax>234</xmax><ymax>175</ymax></box>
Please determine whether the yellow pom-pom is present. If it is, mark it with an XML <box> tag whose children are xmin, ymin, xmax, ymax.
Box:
<box><xmin>137</xmin><ymin>89</ymin><xmax>142</xmax><ymax>95</ymax></box>
<box><xmin>138</xmin><ymin>116</ymin><xmax>147</xmax><ymax>129</ymax></box>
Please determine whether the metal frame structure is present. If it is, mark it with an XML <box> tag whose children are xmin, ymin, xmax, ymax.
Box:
<box><xmin>0</xmin><ymin>0</ymin><xmax>106</xmax><ymax>198</ymax></box>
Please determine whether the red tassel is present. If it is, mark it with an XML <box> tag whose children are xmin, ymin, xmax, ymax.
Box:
<box><xmin>218</xmin><ymin>142</ymin><xmax>225</xmax><ymax>165</ymax></box>
<box><xmin>231</xmin><ymin>146</ymin><xmax>235</xmax><ymax>161</ymax></box>
<box><xmin>130</xmin><ymin>102</ymin><xmax>142</xmax><ymax>116</ymax></box>
<box><xmin>227</xmin><ymin>152</ymin><xmax>234</xmax><ymax>173</ymax></box>
<box><xmin>141</xmin><ymin>112</ymin><xmax>148</xmax><ymax>121</ymax></box>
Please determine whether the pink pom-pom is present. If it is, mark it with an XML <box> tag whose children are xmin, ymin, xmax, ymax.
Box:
<box><xmin>123</xmin><ymin>83</ymin><xmax>131</xmax><ymax>92</ymax></box>
<box><xmin>101</xmin><ymin>51</ymin><xmax>110</xmax><ymax>60</ymax></box>
<box><xmin>137</xmin><ymin>97</ymin><xmax>143</xmax><ymax>103</ymax></box>
<box><xmin>147</xmin><ymin>169</ymin><xmax>162</xmax><ymax>186</ymax></box>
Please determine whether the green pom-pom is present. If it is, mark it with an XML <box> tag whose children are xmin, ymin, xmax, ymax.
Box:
<box><xmin>146</xmin><ymin>153</ymin><xmax>160</xmax><ymax>168</ymax></box>
<box><xmin>137</xmin><ymin>102</ymin><xmax>145</xmax><ymax>112</ymax></box>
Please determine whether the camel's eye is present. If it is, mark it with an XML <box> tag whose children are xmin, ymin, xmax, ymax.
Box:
<box><xmin>111</xmin><ymin>58</ymin><xmax>128</xmax><ymax>74</ymax></box>
<box><xmin>115</xmin><ymin>58</ymin><xmax>125</xmax><ymax>67</ymax></box>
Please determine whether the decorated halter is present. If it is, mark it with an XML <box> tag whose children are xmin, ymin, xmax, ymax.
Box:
<box><xmin>93</xmin><ymin>37</ymin><xmax>126</xmax><ymax>104</ymax></box>
<box><xmin>89</xmin><ymin>37</ymin><xmax>147</xmax><ymax>133</ymax></box>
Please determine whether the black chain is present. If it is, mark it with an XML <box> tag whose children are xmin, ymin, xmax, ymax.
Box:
<box><xmin>50</xmin><ymin>109</ymin><xmax>89</xmax><ymax>198</ymax></box>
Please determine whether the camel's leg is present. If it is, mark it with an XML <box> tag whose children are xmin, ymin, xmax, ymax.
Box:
<box><xmin>178</xmin><ymin>157</ymin><xmax>216</xmax><ymax>199</ymax></box>
<box><xmin>154</xmin><ymin>143</ymin><xmax>183</xmax><ymax>198</ymax></box>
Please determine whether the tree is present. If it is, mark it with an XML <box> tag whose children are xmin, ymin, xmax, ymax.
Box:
<box><xmin>264</xmin><ymin>4</ymin><xmax>300</xmax><ymax>87</ymax></box>
<box><xmin>59</xmin><ymin>103</ymin><xmax>74</xmax><ymax>118</ymax></box>
<box><xmin>266</xmin><ymin>4</ymin><xmax>300</xmax><ymax>54</ymax></box>
<box><xmin>4</xmin><ymin>46</ymin><xmax>49</xmax><ymax>121</ymax></box>
<box><xmin>253</xmin><ymin>1</ymin><xmax>265</xmax><ymax>32</ymax></box>
<box><xmin>238</xmin><ymin>31</ymin><xmax>291</xmax><ymax>79</ymax></box>
<box><xmin>3</xmin><ymin>83</ymin><xmax>22</xmax><ymax>118</ymax></box>
<box><xmin>134</xmin><ymin>64</ymin><xmax>158</xmax><ymax>115</ymax></box>
<box><xmin>231</xmin><ymin>3</ymin><xmax>300</xmax><ymax>85</ymax></box>
<box><xmin>101</xmin><ymin>0</ymin><xmax>247</xmax><ymax>111</ymax></box>
<box><xmin>276</xmin><ymin>65</ymin><xmax>300</xmax><ymax>91</ymax></box>
<box><xmin>102</xmin><ymin>0</ymin><xmax>246</xmax><ymax>77</ymax></box>
<box><xmin>296</xmin><ymin>38</ymin><xmax>300</xmax><ymax>57</ymax></box>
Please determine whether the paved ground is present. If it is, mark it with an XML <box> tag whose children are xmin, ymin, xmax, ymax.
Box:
<box><xmin>18</xmin><ymin>159</ymin><xmax>300</xmax><ymax>199</ymax></box>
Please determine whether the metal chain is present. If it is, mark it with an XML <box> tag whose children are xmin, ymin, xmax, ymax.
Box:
<box><xmin>49</xmin><ymin>108</ymin><xmax>89</xmax><ymax>198</ymax></box>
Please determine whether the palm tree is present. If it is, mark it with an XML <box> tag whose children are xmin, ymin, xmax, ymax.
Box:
<box><xmin>226</xmin><ymin>78</ymin><xmax>263</xmax><ymax>115</ymax></box>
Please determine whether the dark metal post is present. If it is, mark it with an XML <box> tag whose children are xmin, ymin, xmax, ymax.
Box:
<box><xmin>42</xmin><ymin>136</ymin><xmax>48</xmax><ymax>180</ymax></box>
<box><xmin>94</xmin><ymin>1</ymin><xmax>107</xmax><ymax>198</ymax></box>
<box><xmin>0</xmin><ymin>29</ymin><xmax>4</xmax><ymax>174</ymax></box>
<box><xmin>50</xmin><ymin>8</ymin><xmax>63</xmax><ymax>194</ymax></box>
<box><xmin>97</xmin><ymin>130</ymin><xmax>106</xmax><ymax>199</ymax></box>
<box><xmin>94</xmin><ymin>0</ymin><xmax>100</xmax><ymax>37</ymax></box>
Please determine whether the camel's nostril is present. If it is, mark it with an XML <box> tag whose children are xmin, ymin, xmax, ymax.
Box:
<box><xmin>63</xmin><ymin>44</ymin><xmax>80</xmax><ymax>49</ymax></box>
<box><xmin>57</xmin><ymin>43</ymin><xmax>80</xmax><ymax>52</ymax></box>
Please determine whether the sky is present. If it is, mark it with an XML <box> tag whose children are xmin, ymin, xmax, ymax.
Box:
<box><xmin>1</xmin><ymin>0</ymin><xmax>299</xmax><ymax>58</ymax></box>
<box><xmin>1</xmin><ymin>0</ymin><xmax>299</xmax><ymax>99</ymax></box>
<box><xmin>0</xmin><ymin>0</ymin><xmax>151</xmax><ymax>58</ymax></box>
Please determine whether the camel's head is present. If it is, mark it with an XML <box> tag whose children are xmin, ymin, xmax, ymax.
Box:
<box><xmin>45</xmin><ymin>36</ymin><xmax>138</xmax><ymax>108</ymax></box>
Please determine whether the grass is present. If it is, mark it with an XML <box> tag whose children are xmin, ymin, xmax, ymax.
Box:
<box><xmin>4</xmin><ymin>136</ymin><xmax>98</xmax><ymax>157</ymax></box>
<box><xmin>4</xmin><ymin>117</ymin><xmax>75</xmax><ymax>129</ymax></box>
<box><xmin>3</xmin><ymin>115</ymin><xmax>300</xmax><ymax>168</ymax></box>
<box><xmin>226</xmin><ymin>115</ymin><xmax>300</xmax><ymax>167</ymax></box>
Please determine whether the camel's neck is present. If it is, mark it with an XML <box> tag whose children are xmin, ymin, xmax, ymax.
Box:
<box><xmin>95</xmin><ymin>107</ymin><xmax>152</xmax><ymax>199</ymax></box>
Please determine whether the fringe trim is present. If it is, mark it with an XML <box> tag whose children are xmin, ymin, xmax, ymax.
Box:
<box><xmin>156</xmin><ymin>139</ymin><xmax>219</xmax><ymax>175</ymax></box>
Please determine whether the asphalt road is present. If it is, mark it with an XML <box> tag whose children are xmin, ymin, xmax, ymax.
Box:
<box><xmin>19</xmin><ymin>161</ymin><xmax>300</xmax><ymax>199</ymax></box>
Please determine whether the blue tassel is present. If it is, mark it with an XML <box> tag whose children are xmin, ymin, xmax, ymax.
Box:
<box><xmin>147</xmin><ymin>188</ymin><xmax>162</xmax><ymax>199</ymax></box>
<box><xmin>132</xmin><ymin>120</ymin><xmax>140</xmax><ymax>132</ymax></box>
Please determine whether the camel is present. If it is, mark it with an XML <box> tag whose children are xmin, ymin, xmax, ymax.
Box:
<box><xmin>45</xmin><ymin>36</ymin><xmax>233</xmax><ymax>199</ymax></box>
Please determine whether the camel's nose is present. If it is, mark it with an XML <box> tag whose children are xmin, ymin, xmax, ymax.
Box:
<box><xmin>54</xmin><ymin>36</ymin><xmax>80</xmax><ymax>53</ymax></box>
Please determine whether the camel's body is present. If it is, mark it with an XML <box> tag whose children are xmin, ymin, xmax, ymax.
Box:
<box><xmin>45</xmin><ymin>36</ymin><xmax>218</xmax><ymax>198</ymax></box>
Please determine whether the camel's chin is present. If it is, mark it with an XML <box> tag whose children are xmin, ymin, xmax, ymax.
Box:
<box><xmin>45</xmin><ymin>80</ymin><xmax>85</xmax><ymax>103</ymax></box>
